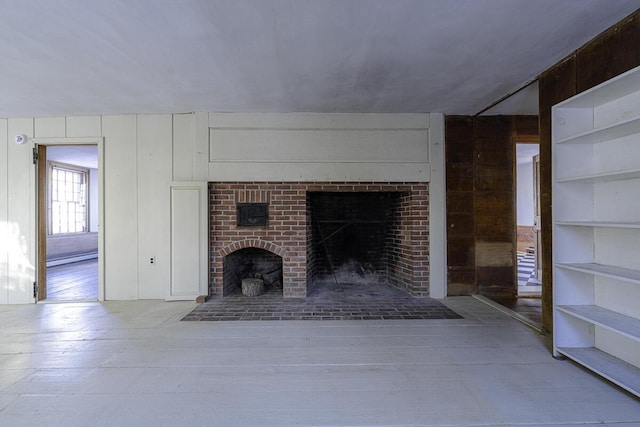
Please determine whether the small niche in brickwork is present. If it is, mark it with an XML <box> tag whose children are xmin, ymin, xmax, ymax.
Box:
<box><xmin>237</xmin><ymin>203</ymin><xmax>268</xmax><ymax>227</ymax></box>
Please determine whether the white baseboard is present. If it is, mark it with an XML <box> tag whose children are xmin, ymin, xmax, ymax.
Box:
<box><xmin>47</xmin><ymin>252</ymin><xmax>98</xmax><ymax>268</ymax></box>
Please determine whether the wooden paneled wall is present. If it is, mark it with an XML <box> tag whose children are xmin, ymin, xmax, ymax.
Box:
<box><xmin>446</xmin><ymin>115</ymin><xmax>538</xmax><ymax>298</ymax></box>
<box><xmin>539</xmin><ymin>9</ymin><xmax>640</xmax><ymax>332</ymax></box>
<box><xmin>207</xmin><ymin>113</ymin><xmax>432</xmax><ymax>183</ymax></box>
<box><xmin>445</xmin><ymin>116</ymin><xmax>475</xmax><ymax>296</ymax></box>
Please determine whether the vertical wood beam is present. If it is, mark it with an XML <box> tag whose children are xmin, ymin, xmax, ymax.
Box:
<box><xmin>37</xmin><ymin>145</ymin><xmax>47</xmax><ymax>300</ymax></box>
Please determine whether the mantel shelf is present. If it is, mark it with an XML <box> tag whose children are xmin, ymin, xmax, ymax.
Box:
<box><xmin>554</xmin><ymin>168</ymin><xmax>640</xmax><ymax>184</ymax></box>
<box><xmin>556</xmin><ymin>263</ymin><xmax>640</xmax><ymax>285</ymax></box>
<box><xmin>557</xmin><ymin>347</ymin><xmax>640</xmax><ymax>397</ymax></box>
<box><xmin>557</xmin><ymin>305</ymin><xmax>640</xmax><ymax>342</ymax></box>
<box><xmin>554</xmin><ymin>221</ymin><xmax>640</xmax><ymax>229</ymax></box>
<box><xmin>555</xmin><ymin>115</ymin><xmax>640</xmax><ymax>145</ymax></box>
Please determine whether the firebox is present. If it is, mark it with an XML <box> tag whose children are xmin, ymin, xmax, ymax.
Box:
<box><xmin>223</xmin><ymin>247</ymin><xmax>283</xmax><ymax>293</ymax></box>
<box><xmin>309</xmin><ymin>192</ymin><xmax>400</xmax><ymax>286</ymax></box>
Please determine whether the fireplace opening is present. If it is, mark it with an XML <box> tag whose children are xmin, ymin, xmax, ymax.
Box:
<box><xmin>308</xmin><ymin>192</ymin><xmax>408</xmax><ymax>291</ymax></box>
<box><xmin>223</xmin><ymin>248</ymin><xmax>283</xmax><ymax>295</ymax></box>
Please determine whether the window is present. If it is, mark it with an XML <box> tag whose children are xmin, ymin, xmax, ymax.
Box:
<box><xmin>48</xmin><ymin>162</ymin><xmax>89</xmax><ymax>234</ymax></box>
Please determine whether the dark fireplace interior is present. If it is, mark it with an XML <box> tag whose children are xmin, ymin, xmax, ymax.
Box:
<box><xmin>308</xmin><ymin>192</ymin><xmax>405</xmax><ymax>289</ymax></box>
<box><xmin>223</xmin><ymin>248</ymin><xmax>283</xmax><ymax>293</ymax></box>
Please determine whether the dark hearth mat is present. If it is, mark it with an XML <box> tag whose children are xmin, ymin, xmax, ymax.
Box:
<box><xmin>182</xmin><ymin>283</ymin><xmax>462</xmax><ymax>321</ymax></box>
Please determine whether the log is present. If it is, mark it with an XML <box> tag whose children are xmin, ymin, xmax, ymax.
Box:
<box><xmin>256</xmin><ymin>268</ymin><xmax>283</xmax><ymax>288</ymax></box>
<box><xmin>241</xmin><ymin>278</ymin><xmax>264</xmax><ymax>297</ymax></box>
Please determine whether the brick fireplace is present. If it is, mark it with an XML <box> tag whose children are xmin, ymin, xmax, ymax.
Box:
<box><xmin>209</xmin><ymin>182</ymin><xmax>429</xmax><ymax>298</ymax></box>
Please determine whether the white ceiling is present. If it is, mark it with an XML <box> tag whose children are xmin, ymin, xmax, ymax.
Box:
<box><xmin>1</xmin><ymin>1</ymin><xmax>638</xmax><ymax>118</ymax></box>
<box><xmin>47</xmin><ymin>145</ymin><xmax>98</xmax><ymax>169</ymax></box>
<box><xmin>481</xmin><ymin>81</ymin><xmax>539</xmax><ymax>116</ymax></box>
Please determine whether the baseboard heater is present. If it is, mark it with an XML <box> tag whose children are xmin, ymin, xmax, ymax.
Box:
<box><xmin>46</xmin><ymin>252</ymin><xmax>98</xmax><ymax>268</ymax></box>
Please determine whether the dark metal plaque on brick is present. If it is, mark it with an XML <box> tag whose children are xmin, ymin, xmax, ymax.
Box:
<box><xmin>237</xmin><ymin>203</ymin><xmax>268</xmax><ymax>226</ymax></box>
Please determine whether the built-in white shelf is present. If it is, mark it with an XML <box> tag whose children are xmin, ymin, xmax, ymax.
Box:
<box><xmin>553</xmin><ymin>64</ymin><xmax>640</xmax><ymax>398</ymax></box>
<box><xmin>557</xmin><ymin>305</ymin><xmax>640</xmax><ymax>342</ymax></box>
<box><xmin>557</xmin><ymin>347</ymin><xmax>640</xmax><ymax>397</ymax></box>
<box><xmin>556</xmin><ymin>263</ymin><xmax>640</xmax><ymax>285</ymax></box>
<box><xmin>554</xmin><ymin>168</ymin><xmax>640</xmax><ymax>184</ymax></box>
<box><xmin>556</xmin><ymin>115</ymin><xmax>640</xmax><ymax>145</ymax></box>
<box><xmin>554</xmin><ymin>221</ymin><xmax>640</xmax><ymax>229</ymax></box>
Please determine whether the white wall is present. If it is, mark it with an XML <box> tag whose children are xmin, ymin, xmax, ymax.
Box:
<box><xmin>516</xmin><ymin>144</ymin><xmax>539</xmax><ymax>226</ymax></box>
<box><xmin>2</xmin><ymin>118</ymin><xmax>35</xmax><ymax>304</ymax></box>
<box><xmin>0</xmin><ymin>112</ymin><xmax>446</xmax><ymax>304</ymax></box>
<box><xmin>517</xmin><ymin>159</ymin><xmax>534</xmax><ymax>225</ymax></box>
<box><xmin>136</xmin><ymin>115</ymin><xmax>173</xmax><ymax>299</ymax></box>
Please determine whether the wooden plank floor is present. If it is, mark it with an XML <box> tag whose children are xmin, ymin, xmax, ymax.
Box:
<box><xmin>1</xmin><ymin>298</ymin><xmax>640</xmax><ymax>425</ymax></box>
<box><xmin>46</xmin><ymin>259</ymin><xmax>98</xmax><ymax>301</ymax></box>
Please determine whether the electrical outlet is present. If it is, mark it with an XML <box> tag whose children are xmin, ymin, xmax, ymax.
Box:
<box><xmin>150</xmin><ymin>257</ymin><xmax>155</xmax><ymax>265</ymax></box>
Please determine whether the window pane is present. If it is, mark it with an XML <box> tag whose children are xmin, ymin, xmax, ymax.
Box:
<box><xmin>48</xmin><ymin>164</ymin><xmax>89</xmax><ymax>235</ymax></box>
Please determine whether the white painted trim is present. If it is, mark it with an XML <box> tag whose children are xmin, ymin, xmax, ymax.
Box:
<box><xmin>208</xmin><ymin>159</ymin><xmax>429</xmax><ymax>164</ymax></box>
<box><xmin>208</xmin><ymin>162</ymin><xmax>430</xmax><ymax>182</ymax></box>
<box><xmin>428</xmin><ymin>113</ymin><xmax>447</xmax><ymax>298</ymax></box>
<box><xmin>165</xmin><ymin>295</ymin><xmax>200</xmax><ymax>302</ymax></box>
<box><xmin>31</xmin><ymin>137</ymin><xmax>105</xmax><ymax>302</ymax></box>
<box><xmin>209</xmin><ymin>112</ymin><xmax>430</xmax><ymax>129</ymax></box>
<box><xmin>193</xmin><ymin>113</ymin><xmax>210</xmax><ymax>182</ymax></box>
<box><xmin>168</xmin><ymin>181</ymin><xmax>208</xmax><ymax>300</ymax></box>
<box><xmin>32</xmin><ymin>137</ymin><xmax>103</xmax><ymax>145</ymax></box>
<box><xmin>47</xmin><ymin>252</ymin><xmax>98</xmax><ymax>267</ymax></box>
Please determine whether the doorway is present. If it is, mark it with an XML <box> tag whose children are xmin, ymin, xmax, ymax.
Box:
<box><xmin>515</xmin><ymin>143</ymin><xmax>541</xmax><ymax>297</ymax></box>
<box><xmin>36</xmin><ymin>141</ymin><xmax>103</xmax><ymax>302</ymax></box>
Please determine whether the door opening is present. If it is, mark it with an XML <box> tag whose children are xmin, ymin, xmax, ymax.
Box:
<box><xmin>515</xmin><ymin>143</ymin><xmax>541</xmax><ymax>298</ymax></box>
<box><xmin>37</xmin><ymin>144</ymin><xmax>100</xmax><ymax>302</ymax></box>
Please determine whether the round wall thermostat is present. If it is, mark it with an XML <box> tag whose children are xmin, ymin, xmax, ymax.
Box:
<box><xmin>15</xmin><ymin>134</ymin><xmax>28</xmax><ymax>145</ymax></box>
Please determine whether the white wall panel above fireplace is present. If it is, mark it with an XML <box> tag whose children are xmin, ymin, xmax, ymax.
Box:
<box><xmin>208</xmin><ymin>113</ymin><xmax>433</xmax><ymax>182</ymax></box>
<box><xmin>209</xmin><ymin>129</ymin><xmax>429</xmax><ymax>163</ymax></box>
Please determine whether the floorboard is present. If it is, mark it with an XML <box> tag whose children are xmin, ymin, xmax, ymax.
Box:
<box><xmin>46</xmin><ymin>259</ymin><xmax>98</xmax><ymax>301</ymax></box>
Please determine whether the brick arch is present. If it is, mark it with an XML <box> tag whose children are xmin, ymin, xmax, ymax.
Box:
<box><xmin>219</xmin><ymin>239</ymin><xmax>288</xmax><ymax>258</ymax></box>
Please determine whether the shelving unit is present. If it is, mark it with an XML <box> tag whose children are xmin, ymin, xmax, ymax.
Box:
<box><xmin>552</xmin><ymin>64</ymin><xmax>640</xmax><ymax>398</ymax></box>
